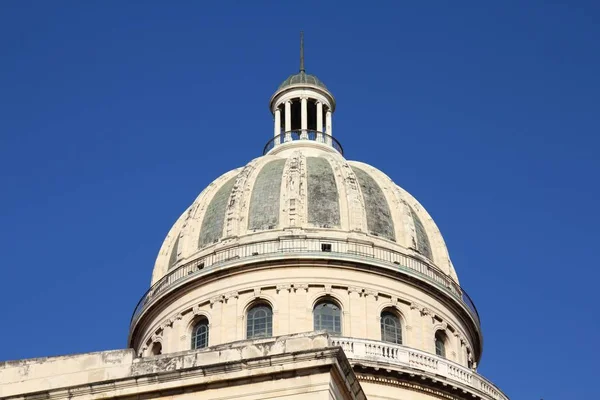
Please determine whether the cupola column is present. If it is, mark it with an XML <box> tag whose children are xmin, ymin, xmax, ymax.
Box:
<box><xmin>300</xmin><ymin>96</ymin><xmax>308</xmax><ymax>139</ymax></box>
<box><xmin>316</xmin><ymin>101</ymin><xmax>323</xmax><ymax>142</ymax></box>
<box><xmin>326</xmin><ymin>109</ymin><xmax>333</xmax><ymax>144</ymax></box>
<box><xmin>274</xmin><ymin>107</ymin><xmax>281</xmax><ymax>139</ymax></box>
<box><xmin>284</xmin><ymin>100</ymin><xmax>292</xmax><ymax>142</ymax></box>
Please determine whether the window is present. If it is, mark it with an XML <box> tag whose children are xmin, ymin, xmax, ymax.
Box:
<box><xmin>150</xmin><ymin>342</ymin><xmax>162</xmax><ymax>356</ymax></box>
<box><xmin>313</xmin><ymin>300</ymin><xmax>341</xmax><ymax>334</ymax></box>
<box><xmin>380</xmin><ymin>311</ymin><xmax>402</xmax><ymax>344</ymax></box>
<box><xmin>466</xmin><ymin>348</ymin><xmax>473</xmax><ymax>369</ymax></box>
<box><xmin>321</xmin><ymin>243</ymin><xmax>332</xmax><ymax>252</ymax></box>
<box><xmin>246</xmin><ymin>304</ymin><xmax>273</xmax><ymax>339</ymax></box>
<box><xmin>435</xmin><ymin>331</ymin><xmax>446</xmax><ymax>357</ymax></box>
<box><xmin>191</xmin><ymin>319</ymin><xmax>209</xmax><ymax>349</ymax></box>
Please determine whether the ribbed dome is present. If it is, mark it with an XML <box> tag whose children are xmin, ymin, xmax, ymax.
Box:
<box><xmin>152</xmin><ymin>146</ymin><xmax>456</xmax><ymax>284</ymax></box>
<box><xmin>278</xmin><ymin>71</ymin><xmax>327</xmax><ymax>90</ymax></box>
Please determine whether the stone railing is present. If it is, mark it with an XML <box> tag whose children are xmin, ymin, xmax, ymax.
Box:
<box><xmin>130</xmin><ymin>237</ymin><xmax>479</xmax><ymax>330</ymax></box>
<box><xmin>330</xmin><ymin>337</ymin><xmax>508</xmax><ymax>400</ymax></box>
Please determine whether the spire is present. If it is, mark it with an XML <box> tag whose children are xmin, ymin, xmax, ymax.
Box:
<box><xmin>300</xmin><ymin>31</ymin><xmax>305</xmax><ymax>73</ymax></box>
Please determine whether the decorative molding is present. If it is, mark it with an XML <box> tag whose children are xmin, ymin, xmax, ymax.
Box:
<box><xmin>224</xmin><ymin>291</ymin><xmax>239</xmax><ymax>301</ymax></box>
<box><xmin>294</xmin><ymin>283</ymin><xmax>308</xmax><ymax>292</ymax></box>
<box><xmin>276</xmin><ymin>284</ymin><xmax>292</xmax><ymax>293</ymax></box>
<box><xmin>347</xmin><ymin>286</ymin><xmax>362</xmax><ymax>295</ymax></box>
<box><xmin>137</xmin><ymin>281</ymin><xmax>475</xmax><ymax>368</ymax></box>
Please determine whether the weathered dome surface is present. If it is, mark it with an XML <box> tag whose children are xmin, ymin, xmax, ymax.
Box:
<box><xmin>278</xmin><ymin>71</ymin><xmax>327</xmax><ymax>90</ymax></box>
<box><xmin>152</xmin><ymin>147</ymin><xmax>456</xmax><ymax>284</ymax></box>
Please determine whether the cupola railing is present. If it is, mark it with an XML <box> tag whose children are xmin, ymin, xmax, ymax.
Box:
<box><xmin>263</xmin><ymin>130</ymin><xmax>343</xmax><ymax>155</ymax></box>
<box><xmin>130</xmin><ymin>237</ymin><xmax>479</xmax><ymax>332</ymax></box>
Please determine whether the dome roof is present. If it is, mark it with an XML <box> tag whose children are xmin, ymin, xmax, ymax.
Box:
<box><xmin>152</xmin><ymin>146</ymin><xmax>456</xmax><ymax>284</ymax></box>
<box><xmin>278</xmin><ymin>71</ymin><xmax>327</xmax><ymax>90</ymax></box>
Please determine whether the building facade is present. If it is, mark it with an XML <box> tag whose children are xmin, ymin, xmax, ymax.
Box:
<box><xmin>0</xmin><ymin>39</ymin><xmax>508</xmax><ymax>400</ymax></box>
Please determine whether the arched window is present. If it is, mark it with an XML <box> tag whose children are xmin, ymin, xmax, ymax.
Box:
<box><xmin>150</xmin><ymin>342</ymin><xmax>162</xmax><ymax>356</ymax></box>
<box><xmin>466</xmin><ymin>348</ymin><xmax>473</xmax><ymax>369</ymax></box>
<box><xmin>246</xmin><ymin>304</ymin><xmax>272</xmax><ymax>339</ymax></box>
<box><xmin>380</xmin><ymin>311</ymin><xmax>402</xmax><ymax>344</ymax></box>
<box><xmin>435</xmin><ymin>331</ymin><xmax>446</xmax><ymax>357</ymax></box>
<box><xmin>313</xmin><ymin>300</ymin><xmax>341</xmax><ymax>334</ymax></box>
<box><xmin>191</xmin><ymin>319</ymin><xmax>209</xmax><ymax>349</ymax></box>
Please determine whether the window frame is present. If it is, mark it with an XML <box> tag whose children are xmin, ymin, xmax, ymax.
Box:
<box><xmin>380</xmin><ymin>310</ymin><xmax>403</xmax><ymax>344</ymax></box>
<box><xmin>435</xmin><ymin>330</ymin><xmax>447</xmax><ymax>358</ymax></box>
<box><xmin>246</xmin><ymin>303</ymin><xmax>273</xmax><ymax>339</ymax></box>
<box><xmin>191</xmin><ymin>318</ymin><xmax>209</xmax><ymax>350</ymax></box>
<box><xmin>313</xmin><ymin>299</ymin><xmax>342</xmax><ymax>334</ymax></box>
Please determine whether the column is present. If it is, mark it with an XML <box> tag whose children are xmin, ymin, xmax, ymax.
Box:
<box><xmin>222</xmin><ymin>292</ymin><xmax>238</xmax><ymax>343</ymax></box>
<box><xmin>284</xmin><ymin>100</ymin><xmax>292</xmax><ymax>142</ymax></box>
<box><xmin>300</xmin><ymin>97</ymin><xmax>308</xmax><ymax>139</ymax></box>
<box><xmin>316</xmin><ymin>101</ymin><xmax>323</xmax><ymax>142</ymax></box>
<box><xmin>274</xmin><ymin>107</ymin><xmax>281</xmax><ymax>145</ymax></box>
<box><xmin>326</xmin><ymin>109</ymin><xmax>332</xmax><ymax>145</ymax></box>
<box><xmin>348</xmin><ymin>287</ymin><xmax>363</xmax><ymax>337</ymax></box>
<box><xmin>276</xmin><ymin>285</ymin><xmax>292</xmax><ymax>335</ymax></box>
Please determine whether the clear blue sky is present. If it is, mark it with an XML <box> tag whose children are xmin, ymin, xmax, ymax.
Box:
<box><xmin>1</xmin><ymin>2</ymin><xmax>598</xmax><ymax>399</ymax></box>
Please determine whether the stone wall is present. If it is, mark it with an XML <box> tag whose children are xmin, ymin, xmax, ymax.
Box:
<box><xmin>0</xmin><ymin>333</ymin><xmax>365</xmax><ymax>400</ymax></box>
<box><xmin>133</xmin><ymin>265</ymin><xmax>476</xmax><ymax>368</ymax></box>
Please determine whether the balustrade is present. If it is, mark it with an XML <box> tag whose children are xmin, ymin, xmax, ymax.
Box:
<box><xmin>131</xmin><ymin>237</ymin><xmax>479</xmax><ymax>331</ymax></box>
<box><xmin>330</xmin><ymin>337</ymin><xmax>507</xmax><ymax>400</ymax></box>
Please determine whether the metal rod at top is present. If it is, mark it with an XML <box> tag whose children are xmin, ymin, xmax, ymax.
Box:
<box><xmin>300</xmin><ymin>31</ymin><xmax>305</xmax><ymax>72</ymax></box>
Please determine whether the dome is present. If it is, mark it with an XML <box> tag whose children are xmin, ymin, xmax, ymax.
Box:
<box><xmin>127</xmin><ymin>37</ymin><xmax>495</xmax><ymax>400</ymax></box>
<box><xmin>151</xmin><ymin>145</ymin><xmax>456</xmax><ymax>284</ymax></box>
<box><xmin>278</xmin><ymin>71</ymin><xmax>327</xmax><ymax>90</ymax></box>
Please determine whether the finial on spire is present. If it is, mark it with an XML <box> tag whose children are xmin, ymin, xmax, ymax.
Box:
<box><xmin>300</xmin><ymin>31</ymin><xmax>305</xmax><ymax>73</ymax></box>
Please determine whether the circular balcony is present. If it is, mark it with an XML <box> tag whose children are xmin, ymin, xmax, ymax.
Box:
<box><xmin>129</xmin><ymin>236</ymin><xmax>480</xmax><ymax>336</ymax></box>
<box><xmin>331</xmin><ymin>336</ymin><xmax>508</xmax><ymax>400</ymax></box>
<box><xmin>263</xmin><ymin>130</ymin><xmax>343</xmax><ymax>155</ymax></box>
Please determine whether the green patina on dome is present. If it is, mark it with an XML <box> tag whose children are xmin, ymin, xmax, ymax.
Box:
<box><xmin>278</xmin><ymin>71</ymin><xmax>327</xmax><ymax>90</ymax></box>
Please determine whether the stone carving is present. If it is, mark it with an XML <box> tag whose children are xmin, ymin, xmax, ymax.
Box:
<box><xmin>347</xmin><ymin>286</ymin><xmax>362</xmax><ymax>294</ymax></box>
<box><xmin>335</xmin><ymin>160</ymin><xmax>367</xmax><ymax>232</ymax></box>
<box><xmin>224</xmin><ymin>159</ymin><xmax>258</xmax><ymax>238</ymax></box>
<box><xmin>224</xmin><ymin>291</ymin><xmax>239</xmax><ymax>301</ymax></box>
<box><xmin>276</xmin><ymin>284</ymin><xmax>292</xmax><ymax>293</ymax></box>
<box><xmin>294</xmin><ymin>283</ymin><xmax>308</xmax><ymax>292</ymax></box>
<box><xmin>281</xmin><ymin>151</ymin><xmax>306</xmax><ymax>227</ymax></box>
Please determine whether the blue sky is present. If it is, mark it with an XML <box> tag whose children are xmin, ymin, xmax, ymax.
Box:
<box><xmin>1</xmin><ymin>2</ymin><xmax>599</xmax><ymax>399</ymax></box>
